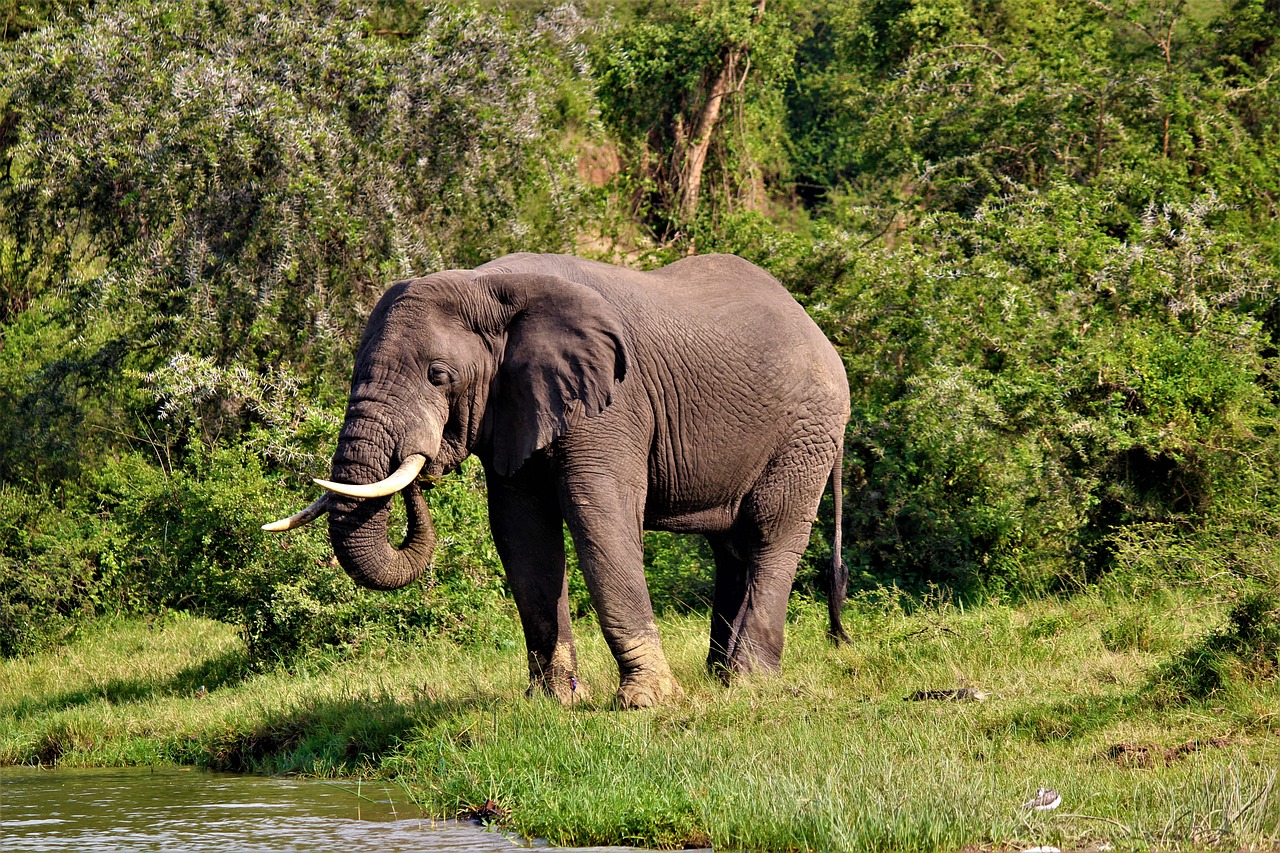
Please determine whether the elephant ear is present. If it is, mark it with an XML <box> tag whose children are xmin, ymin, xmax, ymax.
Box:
<box><xmin>484</xmin><ymin>273</ymin><xmax>629</xmax><ymax>477</ymax></box>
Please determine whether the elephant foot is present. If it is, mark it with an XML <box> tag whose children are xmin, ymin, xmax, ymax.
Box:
<box><xmin>526</xmin><ymin>643</ymin><xmax>588</xmax><ymax>705</ymax></box>
<box><xmin>710</xmin><ymin>633</ymin><xmax>782</xmax><ymax>684</ymax></box>
<box><xmin>527</xmin><ymin>672</ymin><xmax>590</xmax><ymax>705</ymax></box>
<box><xmin>614</xmin><ymin>663</ymin><xmax>683</xmax><ymax>709</ymax></box>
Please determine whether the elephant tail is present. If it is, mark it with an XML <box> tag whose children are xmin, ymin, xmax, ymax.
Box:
<box><xmin>826</xmin><ymin>447</ymin><xmax>851</xmax><ymax>644</ymax></box>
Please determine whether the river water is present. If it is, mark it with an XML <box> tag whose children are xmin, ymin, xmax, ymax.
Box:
<box><xmin>0</xmin><ymin>766</ymin><xmax>660</xmax><ymax>852</ymax></box>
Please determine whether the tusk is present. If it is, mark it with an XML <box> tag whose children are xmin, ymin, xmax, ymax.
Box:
<box><xmin>262</xmin><ymin>493</ymin><xmax>332</xmax><ymax>532</ymax></box>
<box><xmin>314</xmin><ymin>454</ymin><xmax>427</xmax><ymax>499</ymax></box>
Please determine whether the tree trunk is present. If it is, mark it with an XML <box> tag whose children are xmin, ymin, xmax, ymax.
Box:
<box><xmin>675</xmin><ymin>0</ymin><xmax>765</xmax><ymax>223</ymax></box>
<box><xmin>678</xmin><ymin>51</ymin><xmax>740</xmax><ymax>222</ymax></box>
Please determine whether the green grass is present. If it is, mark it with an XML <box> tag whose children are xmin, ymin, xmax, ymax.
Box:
<box><xmin>2</xmin><ymin>593</ymin><xmax>1279</xmax><ymax>851</ymax></box>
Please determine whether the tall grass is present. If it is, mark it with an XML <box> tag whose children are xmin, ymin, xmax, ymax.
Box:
<box><xmin>2</xmin><ymin>596</ymin><xmax>1278</xmax><ymax>851</ymax></box>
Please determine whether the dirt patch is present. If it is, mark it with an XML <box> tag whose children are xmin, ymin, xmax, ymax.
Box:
<box><xmin>577</xmin><ymin>140</ymin><xmax>621</xmax><ymax>188</ymax></box>
<box><xmin>461</xmin><ymin>797</ymin><xmax>510</xmax><ymax>824</ymax></box>
<box><xmin>1104</xmin><ymin>736</ymin><xmax>1231</xmax><ymax>768</ymax></box>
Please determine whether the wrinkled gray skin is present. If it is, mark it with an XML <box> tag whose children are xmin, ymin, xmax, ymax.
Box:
<box><xmin>326</xmin><ymin>253</ymin><xmax>850</xmax><ymax>708</ymax></box>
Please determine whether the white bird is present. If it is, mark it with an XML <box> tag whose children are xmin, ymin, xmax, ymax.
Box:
<box><xmin>1022</xmin><ymin>788</ymin><xmax>1062</xmax><ymax>811</ymax></box>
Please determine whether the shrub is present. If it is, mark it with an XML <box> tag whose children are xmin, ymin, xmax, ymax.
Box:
<box><xmin>643</xmin><ymin>532</ymin><xmax>716</xmax><ymax>614</ymax></box>
<box><xmin>696</xmin><ymin>185</ymin><xmax>1280</xmax><ymax>598</ymax></box>
<box><xmin>0</xmin><ymin>487</ymin><xmax>117</xmax><ymax>656</ymax></box>
<box><xmin>0</xmin><ymin>0</ymin><xmax>591</xmax><ymax>485</ymax></box>
<box><xmin>1150</xmin><ymin>590</ymin><xmax>1280</xmax><ymax>703</ymax></box>
<box><xmin>0</xmin><ymin>442</ymin><xmax>513</xmax><ymax>662</ymax></box>
<box><xmin>98</xmin><ymin>449</ymin><xmax>511</xmax><ymax>665</ymax></box>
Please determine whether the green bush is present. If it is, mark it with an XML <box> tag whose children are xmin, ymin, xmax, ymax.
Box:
<box><xmin>1151</xmin><ymin>590</ymin><xmax>1280</xmax><ymax>703</ymax></box>
<box><xmin>697</xmin><ymin>184</ymin><xmax>1280</xmax><ymax>598</ymax></box>
<box><xmin>0</xmin><ymin>487</ymin><xmax>116</xmax><ymax>655</ymax></box>
<box><xmin>0</xmin><ymin>444</ymin><xmax>513</xmax><ymax>662</ymax></box>
<box><xmin>1</xmin><ymin>0</ymin><xmax>592</xmax><ymax>486</ymax></box>
<box><xmin>101</xmin><ymin>449</ymin><xmax>511</xmax><ymax>665</ymax></box>
<box><xmin>3</xmin><ymin>0</ymin><xmax>1279</xmax><ymax>654</ymax></box>
<box><xmin>0</xmin><ymin>0</ymin><xmax>586</xmax><ymax>659</ymax></box>
<box><xmin>643</xmin><ymin>532</ymin><xmax>716</xmax><ymax>614</ymax></box>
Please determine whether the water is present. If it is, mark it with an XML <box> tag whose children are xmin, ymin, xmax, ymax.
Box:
<box><xmin>0</xmin><ymin>767</ymin><xmax>657</xmax><ymax>852</ymax></box>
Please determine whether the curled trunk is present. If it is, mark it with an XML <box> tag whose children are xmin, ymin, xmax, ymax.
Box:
<box><xmin>328</xmin><ymin>481</ymin><xmax>435</xmax><ymax>591</ymax></box>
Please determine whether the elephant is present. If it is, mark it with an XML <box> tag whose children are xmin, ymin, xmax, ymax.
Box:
<box><xmin>265</xmin><ymin>252</ymin><xmax>851</xmax><ymax>708</ymax></box>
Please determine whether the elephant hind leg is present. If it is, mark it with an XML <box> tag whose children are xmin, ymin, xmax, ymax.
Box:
<box><xmin>708</xmin><ymin>442</ymin><xmax>835</xmax><ymax>679</ymax></box>
<box><xmin>706</xmin><ymin>533</ymin><xmax>748</xmax><ymax>680</ymax></box>
<box><xmin>708</xmin><ymin>529</ymin><xmax>810</xmax><ymax>679</ymax></box>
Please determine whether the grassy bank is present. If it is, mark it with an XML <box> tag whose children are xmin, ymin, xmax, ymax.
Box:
<box><xmin>3</xmin><ymin>593</ymin><xmax>1278</xmax><ymax>852</ymax></box>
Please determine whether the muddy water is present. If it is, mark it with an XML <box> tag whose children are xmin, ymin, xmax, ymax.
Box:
<box><xmin>0</xmin><ymin>766</ymin><xmax>656</xmax><ymax>852</ymax></box>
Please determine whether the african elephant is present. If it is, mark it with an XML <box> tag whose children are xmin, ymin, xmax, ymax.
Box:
<box><xmin>266</xmin><ymin>253</ymin><xmax>851</xmax><ymax>708</ymax></box>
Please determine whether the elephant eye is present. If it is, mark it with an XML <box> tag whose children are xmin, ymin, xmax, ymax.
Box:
<box><xmin>427</xmin><ymin>362</ymin><xmax>455</xmax><ymax>387</ymax></box>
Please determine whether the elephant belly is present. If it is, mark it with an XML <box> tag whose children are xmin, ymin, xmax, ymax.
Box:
<box><xmin>641</xmin><ymin>420</ymin><xmax>777</xmax><ymax>535</ymax></box>
<box><xmin>644</xmin><ymin>501</ymin><xmax>741</xmax><ymax>535</ymax></box>
<box><xmin>639</xmin><ymin>380</ymin><xmax>826</xmax><ymax>536</ymax></box>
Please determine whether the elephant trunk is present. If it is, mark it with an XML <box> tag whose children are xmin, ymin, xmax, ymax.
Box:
<box><xmin>328</xmin><ymin>483</ymin><xmax>435</xmax><ymax>591</ymax></box>
<box><xmin>326</xmin><ymin>430</ymin><xmax>437</xmax><ymax>591</ymax></box>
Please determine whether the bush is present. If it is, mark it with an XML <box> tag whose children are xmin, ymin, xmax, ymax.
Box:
<box><xmin>3</xmin><ymin>0</ymin><xmax>1279</xmax><ymax>653</ymax></box>
<box><xmin>0</xmin><ymin>0</ymin><xmax>585</xmax><ymax>658</ymax></box>
<box><xmin>102</xmin><ymin>449</ymin><xmax>512</xmax><ymax>665</ymax></box>
<box><xmin>695</xmin><ymin>184</ymin><xmax>1280</xmax><ymax>598</ymax></box>
<box><xmin>643</xmin><ymin>532</ymin><xmax>716</xmax><ymax>614</ymax></box>
<box><xmin>0</xmin><ymin>444</ymin><xmax>513</xmax><ymax>663</ymax></box>
<box><xmin>1151</xmin><ymin>590</ymin><xmax>1280</xmax><ymax>704</ymax></box>
<box><xmin>0</xmin><ymin>487</ymin><xmax>117</xmax><ymax>656</ymax></box>
<box><xmin>0</xmin><ymin>0</ymin><xmax>591</xmax><ymax>486</ymax></box>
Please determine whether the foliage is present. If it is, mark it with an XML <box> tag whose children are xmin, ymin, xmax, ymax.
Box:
<box><xmin>122</xmin><ymin>450</ymin><xmax>509</xmax><ymax>665</ymax></box>
<box><xmin>642</xmin><ymin>532</ymin><xmax>716</xmax><ymax>613</ymax></box>
<box><xmin>702</xmin><ymin>184</ymin><xmax>1280</xmax><ymax>597</ymax></box>
<box><xmin>0</xmin><ymin>445</ymin><xmax>510</xmax><ymax>664</ymax></box>
<box><xmin>2</xmin><ymin>0</ymin><xmax>1279</xmax><ymax>660</ymax></box>
<box><xmin>1150</xmin><ymin>589</ymin><xmax>1280</xmax><ymax>703</ymax></box>
<box><xmin>591</xmin><ymin>0</ymin><xmax>799</xmax><ymax>233</ymax></box>
<box><xmin>0</xmin><ymin>486</ymin><xmax>113</xmax><ymax>656</ymax></box>
<box><xmin>0</xmin><ymin>0</ymin><xmax>591</xmax><ymax>483</ymax></box>
<box><xmin>786</xmin><ymin>0</ymin><xmax>1280</xmax><ymax>239</ymax></box>
<box><xmin>0</xmin><ymin>0</ymin><xmax>592</xmax><ymax>657</ymax></box>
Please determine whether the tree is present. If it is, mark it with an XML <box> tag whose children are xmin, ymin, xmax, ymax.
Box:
<box><xmin>593</xmin><ymin>0</ymin><xmax>797</xmax><ymax>236</ymax></box>
<box><xmin>0</xmin><ymin>0</ymin><xmax>590</xmax><ymax>484</ymax></box>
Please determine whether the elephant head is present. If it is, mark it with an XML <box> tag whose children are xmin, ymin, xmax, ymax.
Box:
<box><xmin>264</xmin><ymin>270</ymin><xmax>628</xmax><ymax>591</ymax></box>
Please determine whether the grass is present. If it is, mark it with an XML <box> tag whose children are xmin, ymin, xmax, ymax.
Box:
<box><xmin>2</xmin><ymin>591</ymin><xmax>1279</xmax><ymax>851</ymax></box>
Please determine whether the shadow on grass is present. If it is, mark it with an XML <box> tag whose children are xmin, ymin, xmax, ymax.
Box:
<box><xmin>191</xmin><ymin>672</ymin><xmax>629</xmax><ymax>774</ymax></box>
<box><xmin>196</xmin><ymin>691</ymin><xmax>515</xmax><ymax>774</ymax></box>
<box><xmin>2</xmin><ymin>646</ymin><xmax>254</xmax><ymax>722</ymax></box>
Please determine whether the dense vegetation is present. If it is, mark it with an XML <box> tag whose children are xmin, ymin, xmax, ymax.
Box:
<box><xmin>3</xmin><ymin>1</ymin><xmax>1279</xmax><ymax>849</ymax></box>
<box><xmin>1</xmin><ymin>0</ymin><xmax>1278</xmax><ymax>691</ymax></box>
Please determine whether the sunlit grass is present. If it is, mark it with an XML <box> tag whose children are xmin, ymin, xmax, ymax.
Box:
<box><xmin>2</xmin><ymin>593</ymin><xmax>1278</xmax><ymax>851</ymax></box>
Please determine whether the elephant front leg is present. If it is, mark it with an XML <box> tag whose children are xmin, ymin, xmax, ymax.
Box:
<box><xmin>560</xmin><ymin>483</ymin><xmax>682</xmax><ymax>709</ymax></box>
<box><xmin>487</xmin><ymin>466</ymin><xmax>587</xmax><ymax>705</ymax></box>
<box><xmin>521</xmin><ymin>573</ymin><xmax>586</xmax><ymax>705</ymax></box>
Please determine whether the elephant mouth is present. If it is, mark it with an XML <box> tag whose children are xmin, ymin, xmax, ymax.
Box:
<box><xmin>261</xmin><ymin>410</ymin><xmax>445</xmax><ymax>591</ymax></box>
<box><xmin>262</xmin><ymin>452</ymin><xmax>438</xmax><ymax>592</ymax></box>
